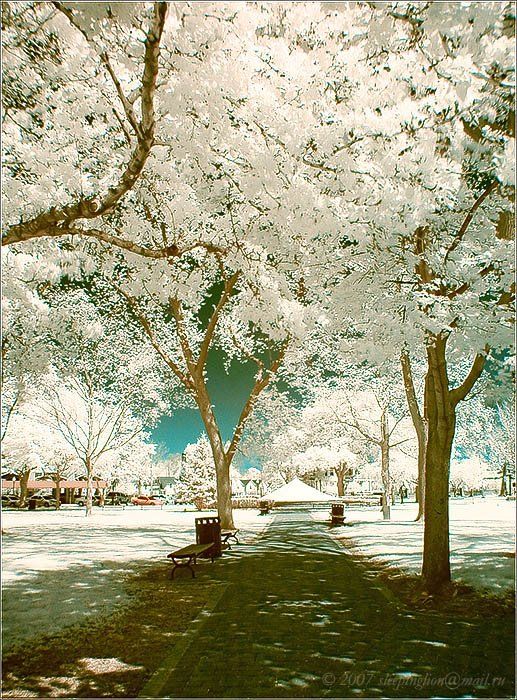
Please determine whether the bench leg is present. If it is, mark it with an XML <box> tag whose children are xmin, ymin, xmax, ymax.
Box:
<box><xmin>170</xmin><ymin>556</ymin><xmax>195</xmax><ymax>579</ymax></box>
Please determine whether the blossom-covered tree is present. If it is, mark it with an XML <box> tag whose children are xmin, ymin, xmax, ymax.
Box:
<box><xmin>1</xmin><ymin>413</ymin><xmax>48</xmax><ymax>507</ymax></box>
<box><xmin>256</xmin><ymin>1</ymin><xmax>514</xmax><ymax>588</ymax></box>
<box><xmin>175</xmin><ymin>434</ymin><xmax>217</xmax><ymax>510</ymax></box>
<box><xmin>41</xmin><ymin>446</ymin><xmax>81</xmax><ymax>509</ymax></box>
<box><xmin>2</xmin><ymin>1</ymin><xmax>514</xmax><ymax>590</ymax></box>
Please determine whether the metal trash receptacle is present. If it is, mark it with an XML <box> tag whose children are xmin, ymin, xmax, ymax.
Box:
<box><xmin>195</xmin><ymin>516</ymin><xmax>222</xmax><ymax>558</ymax></box>
<box><xmin>331</xmin><ymin>502</ymin><xmax>345</xmax><ymax>525</ymax></box>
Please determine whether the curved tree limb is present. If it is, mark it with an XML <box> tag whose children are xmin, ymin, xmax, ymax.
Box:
<box><xmin>3</xmin><ymin>2</ymin><xmax>168</xmax><ymax>248</ymax></box>
<box><xmin>225</xmin><ymin>337</ymin><xmax>290</xmax><ymax>466</ymax></box>
<box><xmin>4</xmin><ymin>222</ymin><xmax>225</xmax><ymax>261</ymax></box>
<box><xmin>449</xmin><ymin>349</ymin><xmax>488</xmax><ymax>406</ymax></box>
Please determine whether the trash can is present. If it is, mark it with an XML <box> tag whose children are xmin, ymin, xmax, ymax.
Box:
<box><xmin>331</xmin><ymin>502</ymin><xmax>345</xmax><ymax>525</ymax></box>
<box><xmin>195</xmin><ymin>516</ymin><xmax>222</xmax><ymax>558</ymax></box>
<box><xmin>28</xmin><ymin>498</ymin><xmax>36</xmax><ymax>511</ymax></box>
<box><xmin>331</xmin><ymin>503</ymin><xmax>344</xmax><ymax>518</ymax></box>
<box><xmin>259</xmin><ymin>501</ymin><xmax>270</xmax><ymax>515</ymax></box>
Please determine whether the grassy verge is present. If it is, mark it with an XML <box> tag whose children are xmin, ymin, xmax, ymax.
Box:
<box><xmin>2</xmin><ymin>563</ymin><xmax>219</xmax><ymax>698</ymax></box>
<box><xmin>330</xmin><ymin>528</ymin><xmax>514</xmax><ymax>619</ymax></box>
<box><xmin>376</xmin><ymin>564</ymin><xmax>515</xmax><ymax>618</ymax></box>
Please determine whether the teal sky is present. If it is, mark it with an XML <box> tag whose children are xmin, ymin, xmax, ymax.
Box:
<box><xmin>150</xmin><ymin>349</ymin><xmax>260</xmax><ymax>469</ymax></box>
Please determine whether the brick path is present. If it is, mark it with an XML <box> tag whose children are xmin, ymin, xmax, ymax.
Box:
<box><xmin>157</xmin><ymin>509</ymin><xmax>514</xmax><ymax>698</ymax></box>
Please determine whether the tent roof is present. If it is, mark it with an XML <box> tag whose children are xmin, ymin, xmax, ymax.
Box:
<box><xmin>262</xmin><ymin>477</ymin><xmax>334</xmax><ymax>503</ymax></box>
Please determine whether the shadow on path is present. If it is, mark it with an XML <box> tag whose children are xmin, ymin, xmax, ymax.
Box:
<box><xmin>158</xmin><ymin>509</ymin><xmax>514</xmax><ymax>698</ymax></box>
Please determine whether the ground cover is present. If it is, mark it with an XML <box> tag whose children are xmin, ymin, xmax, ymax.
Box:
<box><xmin>312</xmin><ymin>496</ymin><xmax>515</xmax><ymax>592</ymax></box>
<box><xmin>2</xmin><ymin>501</ymin><xmax>514</xmax><ymax>698</ymax></box>
<box><xmin>1</xmin><ymin>506</ymin><xmax>270</xmax><ymax>648</ymax></box>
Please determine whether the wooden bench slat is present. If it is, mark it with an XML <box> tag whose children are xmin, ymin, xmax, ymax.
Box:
<box><xmin>168</xmin><ymin>542</ymin><xmax>214</xmax><ymax>558</ymax></box>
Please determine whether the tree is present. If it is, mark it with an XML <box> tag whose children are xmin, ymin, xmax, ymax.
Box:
<box><xmin>2</xmin><ymin>3</ymin><xmax>343</xmax><ymax>531</ymax></box>
<box><xmin>329</xmin><ymin>387</ymin><xmax>415</xmax><ymax>519</ymax></box>
<box><xmin>29</xmin><ymin>372</ymin><xmax>149</xmax><ymax>515</ymax></box>
<box><xmin>102</xmin><ymin>438</ymin><xmax>156</xmax><ymax>497</ymax></box>
<box><xmin>292</xmin><ymin>445</ymin><xmax>357</xmax><ymax>497</ymax></box>
<box><xmin>3</xmin><ymin>1</ymin><xmax>514</xmax><ymax>587</ymax></box>
<box><xmin>41</xmin><ymin>446</ymin><xmax>81</xmax><ymax>509</ymax></box>
<box><xmin>1</xmin><ymin>413</ymin><xmax>48</xmax><ymax>507</ymax></box>
<box><xmin>175</xmin><ymin>434</ymin><xmax>217</xmax><ymax>510</ymax></box>
<box><xmin>450</xmin><ymin>458</ymin><xmax>490</xmax><ymax>497</ymax></box>
<box><xmin>258</xmin><ymin>2</ymin><xmax>514</xmax><ymax>589</ymax></box>
<box><xmin>455</xmin><ymin>395</ymin><xmax>515</xmax><ymax>496</ymax></box>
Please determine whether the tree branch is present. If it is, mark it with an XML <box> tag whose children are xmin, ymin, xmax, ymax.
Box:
<box><xmin>4</xmin><ymin>221</ymin><xmax>225</xmax><ymax>260</ymax></box>
<box><xmin>225</xmin><ymin>339</ymin><xmax>289</xmax><ymax>466</ymax></box>
<box><xmin>449</xmin><ymin>349</ymin><xmax>488</xmax><ymax>406</ymax></box>
<box><xmin>113</xmin><ymin>285</ymin><xmax>194</xmax><ymax>391</ymax></box>
<box><xmin>443</xmin><ymin>182</ymin><xmax>499</xmax><ymax>265</ymax></box>
<box><xmin>196</xmin><ymin>272</ymin><xmax>240</xmax><ymax>374</ymax></box>
<box><xmin>3</xmin><ymin>2</ymin><xmax>168</xmax><ymax>247</ymax></box>
<box><xmin>169</xmin><ymin>298</ymin><xmax>197</xmax><ymax>374</ymax></box>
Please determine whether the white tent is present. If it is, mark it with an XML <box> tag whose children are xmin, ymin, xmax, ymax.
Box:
<box><xmin>262</xmin><ymin>477</ymin><xmax>335</xmax><ymax>503</ymax></box>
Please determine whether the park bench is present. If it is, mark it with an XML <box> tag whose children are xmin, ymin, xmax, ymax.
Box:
<box><xmin>167</xmin><ymin>542</ymin><xmax>215</xmax><ymax>579</ymax></box>
<box><xmin>221</xmin><ymin>528</ymin><xmax>239</xmax><ymax>549</ymax></box>
<box><xmin>259</xmin><ymin>501</ymin><xmax>273</xmax><ymax>515</ymax></box>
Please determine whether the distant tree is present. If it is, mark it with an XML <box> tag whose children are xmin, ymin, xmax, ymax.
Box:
<box><xmin>450</xmin><ymin>458</ymin><xmax>490</xmax><ymax>497</ymax></box>
<box><xmin>31</xmin><ymin>373</ymin><xmax>149</xmax><ymax>516</ymax></box>
<box><xmin>102</xmin><ymin>439</ymin><xmax>156</xmax><ymax>497</ymax></box>
<box><xmin>175</xmin><ymin>435</ymin><xmax>217</xmax><ymax>510</ymax></box>
<box><xmin>41</xmin><ymin>446</ymin><xmax>82</xmax><ymax>509</ymax></box>
<box><xmin>1</xmin><ymin>414</ymin><xmax>48</xmax><ymax>507</ymax></box>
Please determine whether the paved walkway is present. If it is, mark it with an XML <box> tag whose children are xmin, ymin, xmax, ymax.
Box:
<box><xmin>156</xmin><ymin>510</ymin><xmax>514</xmax><ymax>698</ymax></box>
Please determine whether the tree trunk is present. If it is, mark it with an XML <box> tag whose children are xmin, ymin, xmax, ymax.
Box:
<box><xmin>18</xmin><ymin>469</ymin><xmax>30</xmax><ymax>508</ymax></box>
<box><xmin>499</xmin><ymin>463</ymin><xmax>508</xmax><ymax>497</ymax></box>
<box><xmin>85</xmin><ymin>456</ymin><xmax>93</xmax><ymax>517</ymax></box>
<box><xmin>54</xmin><ymin>479</ymin><xmax>61</xmax><ymax>509</ymax></box>
<box><xmin>335</xmin><ymin>468</ymin><xmax>345</xmax><ymax>497</ymax></box>
<box><xmin>400</xmin><ymin>351</ymin><xmax>427</xmax><ymax>521</ymax></box>
<box><xmin>380</xmin><ymin>411</ymin><xmax>391</xmax><ymax>520</ymax></box>
<box><xmin>195</xmin><ymin>385</ymin><xmax>235</xmax><ymax>529</ymax></box>
<box><xmin>422</xmin><ymin>337</ymin><xmax>455</xmax><ymax>592</ymax></box>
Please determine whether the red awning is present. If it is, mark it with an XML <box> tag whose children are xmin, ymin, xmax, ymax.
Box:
<box><xmin>2</xmin><ymin>479</ymin><xmax>107</xmax><ymax>490</ymax></box>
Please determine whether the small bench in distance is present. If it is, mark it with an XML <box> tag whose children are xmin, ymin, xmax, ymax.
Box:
<box><xmin>221</xmin><ymin>528</ymin><xmax>239</xmax><ymax>549</ymax></box>
<box><xmin>167</xmin><ymin>542</ymin><xmax>215</xmax><ymax>579</ymax></box>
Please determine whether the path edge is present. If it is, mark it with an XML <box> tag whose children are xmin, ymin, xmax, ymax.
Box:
<box><xmin>317</xmin><ymin>514</ymin><xmax>405</xmax><ymax>611</ymax></box>
<box><xmin>138</xmin><ymin>581</ymin><xmax>229</xmax><ymax>698</ymax></box>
